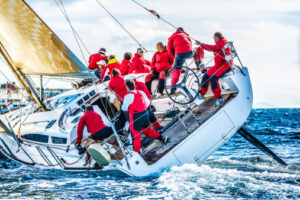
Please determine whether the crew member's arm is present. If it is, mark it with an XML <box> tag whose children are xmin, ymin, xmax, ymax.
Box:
<box><xmin>121</xmin><ymin>93</ymin><xmax>134</xmax><ymax>111</ymax></box>
<box><xmin>201</xmin><ymin>42</ymin><xmax>223</xmax><ymax>52</ymax></box>
<box><xmin>150</xmin><ymin>52</ymin><xmax>157</xmax><ymax>71</ymax></box>
<box><xmin>76</xmin><ymin>115</ymin><xmax>86</xmax><ymax>144</ymax></box>
<box><xmin>129</xmin><ymin>58</ymin><xmax>137</xmax><ymax>74</ymax></box>
<box><xmin>101</xmin><ymin>65</ymin><xmax>108</xmax><ymax>80</ymax></box>
<box><xmin>167</xmin><ymin>39</ymin><xmax>174</xmax><ymax>58</ymax></box>
<box><xmin>139</xmin><ymin>90</ymin><xmax>150</xmax><ymax>108</ymax></box>
<box><xmin>139</xmin><ymin>82</ymin><xmax>151</xmax><ymax>99</ymax></box>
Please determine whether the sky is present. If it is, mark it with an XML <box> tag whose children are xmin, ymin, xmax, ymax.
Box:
<box><xmin>0</xmin><ymin>0</ymin><xmax>300</xmax><ymax>108</ymax></box>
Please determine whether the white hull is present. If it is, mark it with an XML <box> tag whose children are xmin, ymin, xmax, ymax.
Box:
<box><xmin>0</xmin><ymin>67</ymin><xmax>253</xmax><ymax>177</ymax></box>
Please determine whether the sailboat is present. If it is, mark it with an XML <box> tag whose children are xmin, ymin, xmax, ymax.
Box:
<box><xmin>0</xmin><ymin>0</ymin><xmax>286</xmax><ymax>177</ymax></box>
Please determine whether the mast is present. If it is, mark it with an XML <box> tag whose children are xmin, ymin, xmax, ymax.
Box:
<box><xmin>0</xmin><ymin>41</ymin><xmax>46</xmax><ymax>111</ymax></box>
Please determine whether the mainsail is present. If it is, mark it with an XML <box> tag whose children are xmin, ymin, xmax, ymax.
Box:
<box><xmin>0</xmin><ymin>0</ymin><xmax>87</xmax><ymax>76</ymax></box>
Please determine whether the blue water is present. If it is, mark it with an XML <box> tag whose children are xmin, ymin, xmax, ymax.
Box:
<box><xmin>0</xmin><ymin>108</ymin><xmax>299</xmax><ymax>199</ymax></box>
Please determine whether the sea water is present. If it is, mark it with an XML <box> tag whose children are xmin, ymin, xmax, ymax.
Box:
<box><xmin>0</xmin><ymin>108</ymin><xmax>299</xmax><ymax>199</ymax></box>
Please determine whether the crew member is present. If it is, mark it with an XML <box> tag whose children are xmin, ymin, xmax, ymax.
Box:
<box><xmin>125</xmin><ymin>74</ymin><xmax>151</xmax><ymax>100</ymax></box>
<box><xmin>101</xmin><ymin>55</ymin><xmax>121</xmax><ymax>81</ymax></box>
<box><xmin>194</xmin><ymin>46</ymin><xmax>205</xmax><ymax>71</ymax></box>
<box><xmin>120</xmin><ymin>52</ymin><xmax>132</xmax><ymax>76</ymax></box>
<box><xmin>197</xmin><ymin>32</ymin><xmax>233</xmax><ymax>106</ymax></box>
<box><xmin>129</xmin><ymin>48</ymin><xmax>150</xmax><ymax>74</ymax></box>
<box><xmin>125</xmin><ymin>74</ymin><xmax>162</xmax><ymax>130</ymax></box>
<box><xmin>88</xmin><ymin>48</ymin><xmax>108</xmax><ymax>80</ymax></box>
<box><xmin>167</xmin><ymin>27</ymin><xmax>193</xmax><ymax>94</ymax></box>
<box><xmin>145</xmin><ymin>42</ymin><xmax>173</xmax><ymax>97</ymax></box>
<box><xmin>121</xmin><ymin>80</ymin><xmax>168</xmax><ymax>153</ymax></box>
<box><xmin>76</xmin><ymin>106</ymin><xmax>113</xmax><ymax>145</ymax></box>
<box><xmin>108</xmin><ymin>69</ymin><xmax>128</xmax><ymax>102</ymax></box>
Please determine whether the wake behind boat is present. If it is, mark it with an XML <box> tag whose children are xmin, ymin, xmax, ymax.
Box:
<box><xmin>0</xmin><ymin>0</ymin><xmax>286</xmax><ymax>177</ymax></box>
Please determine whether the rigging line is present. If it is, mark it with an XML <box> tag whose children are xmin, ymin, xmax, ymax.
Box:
<box><xmin>130</xmin><ymin>0</ymin><xmax>202</xmax><ymax>43</ymax></box>
<box><xmin>57</xmin><ymin>0</ymin><xmax>91</xmax><ymax>56</ymax></box>
<box><xmin>130</xmin><ymin>0</ymin><xmax>177</xmax><ymax>29</ymax></box>
<box><xmin>95</xmin><ymin>0</ymin><xmax>148</xmax><ymax>52</ymax></box>
<box><xmin>54</xmin><ymin>0</ymin><xmax>88</xmax><ymax>65</ymax></box>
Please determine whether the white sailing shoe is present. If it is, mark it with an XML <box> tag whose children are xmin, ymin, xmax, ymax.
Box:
<box><xmin>215</xmin><ymin>97</ymin><xmax>225</xmax><ymax>107</ymax></box>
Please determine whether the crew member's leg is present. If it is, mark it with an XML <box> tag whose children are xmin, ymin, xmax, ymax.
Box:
<box><xmin>157</xmin><ymin>70</ymin><xmax>167</xmax><ymax>95</ymax></box>
<box><xmin>93</xmin><ymin>69</ymin><xmax>102</xmax><ymax>80</ymax></box>
<box><xmin>147</xmin><ymin>106</ymin><xmax>162</xmax><ymax>129</ymax></box>
<box><xmin>171</xmin><ymin>52</ymin><xmax>193</xmax><ymax>93</ymax></box>
<box><xmin>141</xmin><ymin>114</ymin><xmax>161</xmax><ymax>139</ymax></box>
<box><xmin>91</xmin><ymin>127</ymin><xmax>114</xmax><ymax>141</ymax></box>
<box><xmin>145</xmin><ymin>71</ymin><xmax>159</xmax><ymax>95</ymax></box>
<box><xmin>199</xmin><ymin>73</ymin><xmax>210</xmax><ymax>96</ymax></box>
<box><xmin>130</xmin><ymin>112</ymin><xmax>146</xmax><ymax>153</ymax></box>
<box><xmin>210</xmin><ymin>75</ymin><xmax>222</xmax><ymax>99</ymax></box>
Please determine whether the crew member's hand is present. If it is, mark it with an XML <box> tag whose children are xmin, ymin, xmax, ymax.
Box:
<box><xmin>195</xmin><ymin>40</ymin><xmax>201</xmax><ymax>45</ymax></box>
<box><xmin>201</xmin><ymin>68</ymin><xmax>207</xmax><ymax>74</ymax></box>
<box><xmin>75</xmin><ymin>143</ymin><xmax>81</xmax><ymax>149</ymax></box>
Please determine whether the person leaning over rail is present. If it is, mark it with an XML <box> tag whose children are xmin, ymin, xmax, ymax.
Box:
<box><xmin>196</xmin><ymin>32</ymin><xmax>233</xmax><ymax>107</ymax></box>
<box><xmin>121</xmin><ymin>79</ymin><xmax>168</xmax><ymax>153</ymax></box>
<box><xmin>75</xmin><ymin>106</ymin><xmax>113</xmax><ymax>154</ymax></box>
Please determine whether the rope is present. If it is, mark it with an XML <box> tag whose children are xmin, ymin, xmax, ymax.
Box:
<box><xmin>54</xmin><ymin>0</ymin><xmax>89</xmax><ymax>65</ymax></box>
<box><xmin>130</xmin><ymin>0</ymin><xmax>177</xmax><ymax>29</ymax></box>
<box><xmin>95</xmin><ymin>0</ymin><xmax>149</xmax><ymax>52</ymax></box>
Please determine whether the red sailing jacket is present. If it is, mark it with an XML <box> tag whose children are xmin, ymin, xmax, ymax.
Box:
<box><xmin>167</xmin><ymin>30</ymin><xmax>192</xmax><ymax>58</ymax></box>
<box><xmin>135</xmin><ymin>80</ymin><xmax>151</xmax><ymax>100</ymax></box>
<box><xmin>88</xmin><ymin>53</ymin><xmax>108</xmax><ymax>69</ymax></box>
<box><xmin>108</xmin><ymin>74</ymin><xmax>128</xmax><ymax>102</ymax></box>
<box><xmin>129</xmin><ymin>54</ymin><xmax>150</xmax><ymax>74</ymax></box>
<box><xmin>128</xmin><ymin>91</ymin><xmax>147</xmax><ymax>115</ymax></box>
<box><xmin>151</xmin><ymin>50</ymin><xmax>173</xmax><ymax>72</ymax></box>
<box><xmin>101</xmin><ymin>58</ymin><xmax>121</xmax><ymax>80</ymax></box>
<box><xmin>77</xmin><ymin>110</ymin><xmax>106</xmax><ymax>144</ymax></box>
<box><xmin>194</xmin><ymin>46</ymin><xmax>205</xmax><ymax>62</ymax></box>
<box><xmin>120</xmin><ymin>59</ymin><xmax>131</xmax><ymax>76</ymax></box>
<box><xmin>200</xmin><ymin>37</ymin><xmax>233</xmax><ymax>70</ymax></box>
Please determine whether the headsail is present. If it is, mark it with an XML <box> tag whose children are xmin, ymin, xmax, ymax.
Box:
<box><xmin>0</xmin><ymin>0</ymin><xmax>87</xmax><ymax>76</ymax></box>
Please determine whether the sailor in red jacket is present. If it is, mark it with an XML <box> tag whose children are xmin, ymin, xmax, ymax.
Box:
<box><xmin>121</xmin><ymin>80</ymin><xmax>168</xmax><ymax>153</ymax></box>
<box><xmin>76</xmin><ymin>106</ymin><xmax>113</xmax><ymax>145</ymax></box>
<box><xmin>145</xmin><ymin>42</ymin><xmax>173</xmax><ymax>97</ymax></box>
<box><xmin>88</xmin><ymin>48</ymin><xmax>108</xmax><ymax>80</ymax></box>
<box><xmin>125</xmin><ymin>74</ymin><xmax>162</xmax><ymax>130</ymax></box>
<box><xmin>197</xmin><ymin>32</ymin><xmax>233</xmax><ymax>107</ymax></box>
<box><xmin>125</xmin><ymin>74</ymin><xmax>151</xmax><ymax>100</ymax></box>
<box><xmin>120</xmin><ymin>52</ymin><xmax>132</xmax><ymax>76</ymax></box>
<box><xmin>101</xmin><ymin>55</ymin><xmax>121</xmax><ymax>81</ymax></box>
<box><xmin>129</xmin><ymin>48</ymin><xmax>150</xmax><ymax>74</ymax></box>
<box><xmin>167</xmin><ymin>27</ymin><xmax>193</xmax><ymax>94</ymax></box>
<box><xmin>108</xmin><ymin>69</ymin><xmax>128</xmax><ymax>102</ymax></box>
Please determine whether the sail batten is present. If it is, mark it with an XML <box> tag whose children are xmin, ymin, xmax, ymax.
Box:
<box><xmin>0</xmin><ymin>0</ymin><xmax>87</xmax><ymax>75</ymax></box>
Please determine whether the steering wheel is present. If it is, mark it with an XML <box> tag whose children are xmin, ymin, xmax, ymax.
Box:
<box><xmin>165</xmin><ymin>66</ymin><xmax>200</xmax><ymax>105</ymax></box>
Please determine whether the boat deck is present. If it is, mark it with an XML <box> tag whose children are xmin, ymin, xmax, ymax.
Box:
<box><xmin>140</xmin><ymin>93</ymin><xmax>236</xmax><ymax>164</ymax></box>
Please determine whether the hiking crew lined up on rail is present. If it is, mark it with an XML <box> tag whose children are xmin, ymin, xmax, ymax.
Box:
<box><xmin>77</xmin><ymin>30</ymin><xmax>233</xmax><ymax>152</ymax></box>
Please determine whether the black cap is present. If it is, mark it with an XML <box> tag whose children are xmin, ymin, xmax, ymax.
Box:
<box><xmin>99</xmin><ymin>48</ymin><xmax>106</xmax><ymax>52</ymax></box>
<box><xmin>137</xmin><ymin>47</ymin><xmax>144</xmax><ymax>53</ymax></box>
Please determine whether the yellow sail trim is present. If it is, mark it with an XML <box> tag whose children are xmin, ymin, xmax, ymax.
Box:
<box><xmin>0</xmin><ymin>0</ymin><xmax>86</xmax><ymax>75</ymax></box>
